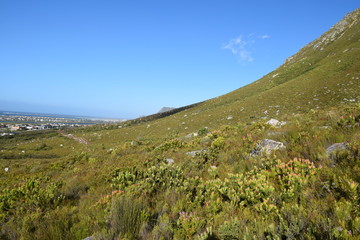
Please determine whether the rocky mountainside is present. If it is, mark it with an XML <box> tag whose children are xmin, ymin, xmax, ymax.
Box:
<box><xmin>0</xmin><ymin>8</ymin><xmax>359</xmax><ymax>240</ymax></box>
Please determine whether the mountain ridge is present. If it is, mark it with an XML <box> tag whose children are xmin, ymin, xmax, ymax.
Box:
<box><xmin>157</xmin><ymin>107</ymin><xmax>176</xmax><ymax>114</ymax></box>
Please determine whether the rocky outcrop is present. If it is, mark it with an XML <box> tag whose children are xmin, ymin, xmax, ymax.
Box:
<box><xmin>184</xmin><ymin>132</ymin><xmax>198</xmax><ymax>139</ymax></box>
<box><xmin>251</xmin><ymin>139</ymin><xmax>286</xmax><ymax>156</ymax></box>
<box><xmin>266</xmin><ymin>118</ymin><xmax>286</xmax><ymax>127</ymax></box>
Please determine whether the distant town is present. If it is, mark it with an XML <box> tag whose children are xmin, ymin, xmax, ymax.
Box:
<box><xmin>0</xmin><ymin>111</ymin><xmax>124</xmax><ymax>136</ymax></box>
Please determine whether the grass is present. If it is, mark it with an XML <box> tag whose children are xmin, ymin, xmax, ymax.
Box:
<box><xmin>1</xmin><ymin>103</ymin><xmax>359</xmax><ymax>239</ymax></box>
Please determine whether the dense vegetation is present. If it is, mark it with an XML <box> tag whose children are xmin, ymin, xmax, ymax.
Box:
<box><xmin>0</xmin><ymin>8</ymin><xmax>359</xmax><ymax>240</ymax></box>
<box><xmin>1</xmin><ymin>103</ymin><xmax>359</xmax><ymax>239</ymax></box>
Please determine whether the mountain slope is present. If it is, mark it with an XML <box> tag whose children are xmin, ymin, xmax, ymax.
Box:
<box><xmin>129</xmin><ymin>8</ymin><xmax>359</xmax><ymax>134</ymax></box>
<box><xmin>183</xmin><ymin>8</ymin><xmax>359</xmax><ymax>122</ymax></box>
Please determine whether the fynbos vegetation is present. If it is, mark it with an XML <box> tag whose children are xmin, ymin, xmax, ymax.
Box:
<box><xmin>1</xmin><ymin>8</ymin><xmax>360</xmax><ymax>240</ymax></box>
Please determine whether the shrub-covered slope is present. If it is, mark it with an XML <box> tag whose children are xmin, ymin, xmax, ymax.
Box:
<box><xmin>0</xmin><ymin>8</ymin><xmax>359</xmax><ymax>240</ymax></box>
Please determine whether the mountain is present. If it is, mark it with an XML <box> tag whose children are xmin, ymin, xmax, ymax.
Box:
<box><xmin>116</xmin><ymin>8</ymin><xmax>360</xmax><ymax>138</ymax></box>
<box><xmin>158</xmin><ymin>107</ymin><xmax>176</xmax><ymax>113</ymax></box>
<box><xmin>1</xmin><ymin>8</ymin><xmax>359</xmax><ymax>240</ymax></box>
<box><xmin>139</xmin><ymin>8</ymin><xmax>359</xmax><ymax>130</ymax></box>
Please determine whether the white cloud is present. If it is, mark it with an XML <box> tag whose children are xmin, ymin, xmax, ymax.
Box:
<box><xmin>222</xmin><ymin>34</ymin><xmax>270</xmax><ymax>63</ymax></box>
<box><xmin>222</xmin><ymin>35</ymin><xmax>254</xmax><ymax>62</ymax></box>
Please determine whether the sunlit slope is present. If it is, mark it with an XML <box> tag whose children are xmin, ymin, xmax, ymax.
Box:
<box><xmin>183</xmin><ymin>8</ymin><xmax>360</xmax><ymax>123</ymax></box>
<box><xmin>81</xmin><ymin>8</ymin><xmax>360</xmax><ymax>139</ymax></box>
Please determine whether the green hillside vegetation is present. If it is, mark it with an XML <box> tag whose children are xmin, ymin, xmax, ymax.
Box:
<box><xmin>1</xmin><ymin>8</ymin><xmax>359</xmax><ymax>240</ymax></box>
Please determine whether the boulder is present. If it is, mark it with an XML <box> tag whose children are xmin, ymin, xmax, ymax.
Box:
<box><xmin>165</xmin><ymin>158</ymin><xmax>174</xmax><ymax>165</ymax></box>
<box><xmin>186</xmin><ymin>150</ymin><xmax>208</xmax><ymax>157</ymax></box>
<box><xmin>82</xmin><ymin>237</ymin><xmax>94</xmax><ymax>240</ymax></box>
<box><xmin>185</xmin><ymin>132</ymin><xmax>198</xmax><ymax>139</ymax></box>
<box><xmin>251</xmin><ymin>139</ymin><xmax>286</xmax><ymax>156</ymax></box>
<box><xmin>266</xmin><ymin>118</ymin><xmax>286</xmax><ymax>127</ymax></box>
<box><xmin>326</xmin><ymin>143</ymin><xmax>348</xmax><ymax>158</ymax></box>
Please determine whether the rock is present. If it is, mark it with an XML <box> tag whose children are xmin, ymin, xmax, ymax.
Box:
<box><xmin>326</xmin><ymin>143</ymin><xmax>348</xmax><ymax>158</ymax></box>
<box><xmin>186</xmin><ymin>150</ymin><xmax>207</xmax><ymax>157</ymax></box>
<box><xmin>82</xmin><ymin>237</ymin><xmax>94</xmax><ymax>240</ymax></box>
<box><xmin>266</xmin><ymin>118</ymin><xmax>286</xmax><ymax>127</ymax></box>
<box><xmin>251</xmin><ymin>139</ymin><xmax>286</xmax><ymax>156</ymax></box>
<box><xmin>165</xmin><ymin>158</ymin><xmax>174</xmax><ymax>165</ymax></box>
<box><xmin>185</xmin><ymin>132</ymin><xmax>198</xmax><ymax>139</ymax></box>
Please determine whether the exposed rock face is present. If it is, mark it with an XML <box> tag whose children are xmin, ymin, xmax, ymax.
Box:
<box><xmin>310</xmin><ymin>8</ymin><xmax>360</xmax><ymax>50</ymax></box>
<box><xmin>284</xmin><ymin>8</ymin><xmax>360</xmax><ymax>65</ymax></box>
<box><xmin>251</xmin><ymin>139</ymin><xmax>286</xmax><ymax>156</ymax></box>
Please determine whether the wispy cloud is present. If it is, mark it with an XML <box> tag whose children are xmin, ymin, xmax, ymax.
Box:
<box><xmin>222</xmin><ymin>35</ymin><xmax>254</xmax><ymax>62</ymax></box>
<box><xmin>222</xmin><ymin>34</ymin><xmax>270</xmax><ymax>63</ymax></box>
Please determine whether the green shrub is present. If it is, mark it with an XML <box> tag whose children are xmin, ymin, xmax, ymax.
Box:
<box><xmin>211</xmin><ymin>137</ymin><xmax>225</xmax><ymax>151</ymax></box>
<box><xmin>151</xmin><ymin>213</ymin><xmax>174</xmax><ymax>240</ymax></box>
<box><xmin>176</xmin><ymin>211</ymin><xmax>206</xmax><ymax>239</ymax></box>
<box><xmin>109</xmin><ymin>195</ymin><xmax>148</xmax><ymax>239</ymax></box>
<box><xmin>111</xmin><ymin>170</ymin><xmax>138</xmax><ymax>190</ymax></box>
<box><xmin>143</xmin><ymin>163</ymin><xmax>184</xmax><ymax>195</ymax></box>
<box><xmin>198</xmin><ymin>127</ymin><xmax>209</xmax><ymax>136</ymax></box>
<box><xmin>0</xmin><ymin>177</ymin><xmax>64</xmax><ymax>220</ymax></box>
<box><xmin>155</xmin><ymin>139</ymin><xmax>186</xmax><ymax>153</ymax></box>
<box><xmin>218</xmin><ymin>218</ymin><xmax>242</xmax><ymax>240</ymax></box>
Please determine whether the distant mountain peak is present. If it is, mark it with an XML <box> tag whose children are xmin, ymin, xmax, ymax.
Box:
<box><xmin>158</xmin><ymin>107</ymin><xmax>175</xmax><ymax>113</ymax></box>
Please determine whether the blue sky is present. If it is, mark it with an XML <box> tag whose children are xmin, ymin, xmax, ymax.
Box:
<box><xmin>0</xmin><ymin>1</ymin><xmax>358</xmax><ymax>119</ymax></box>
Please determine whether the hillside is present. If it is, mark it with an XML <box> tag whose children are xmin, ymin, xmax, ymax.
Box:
<box><xmin>0</xmin><ymin>8</ymin><xmax>359</xmax><ymax>240</ymax></box>
<box><xmin>111</xmin><ymin>8</ymin><xmax>360</xmax><ymax>138</ymax></box>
